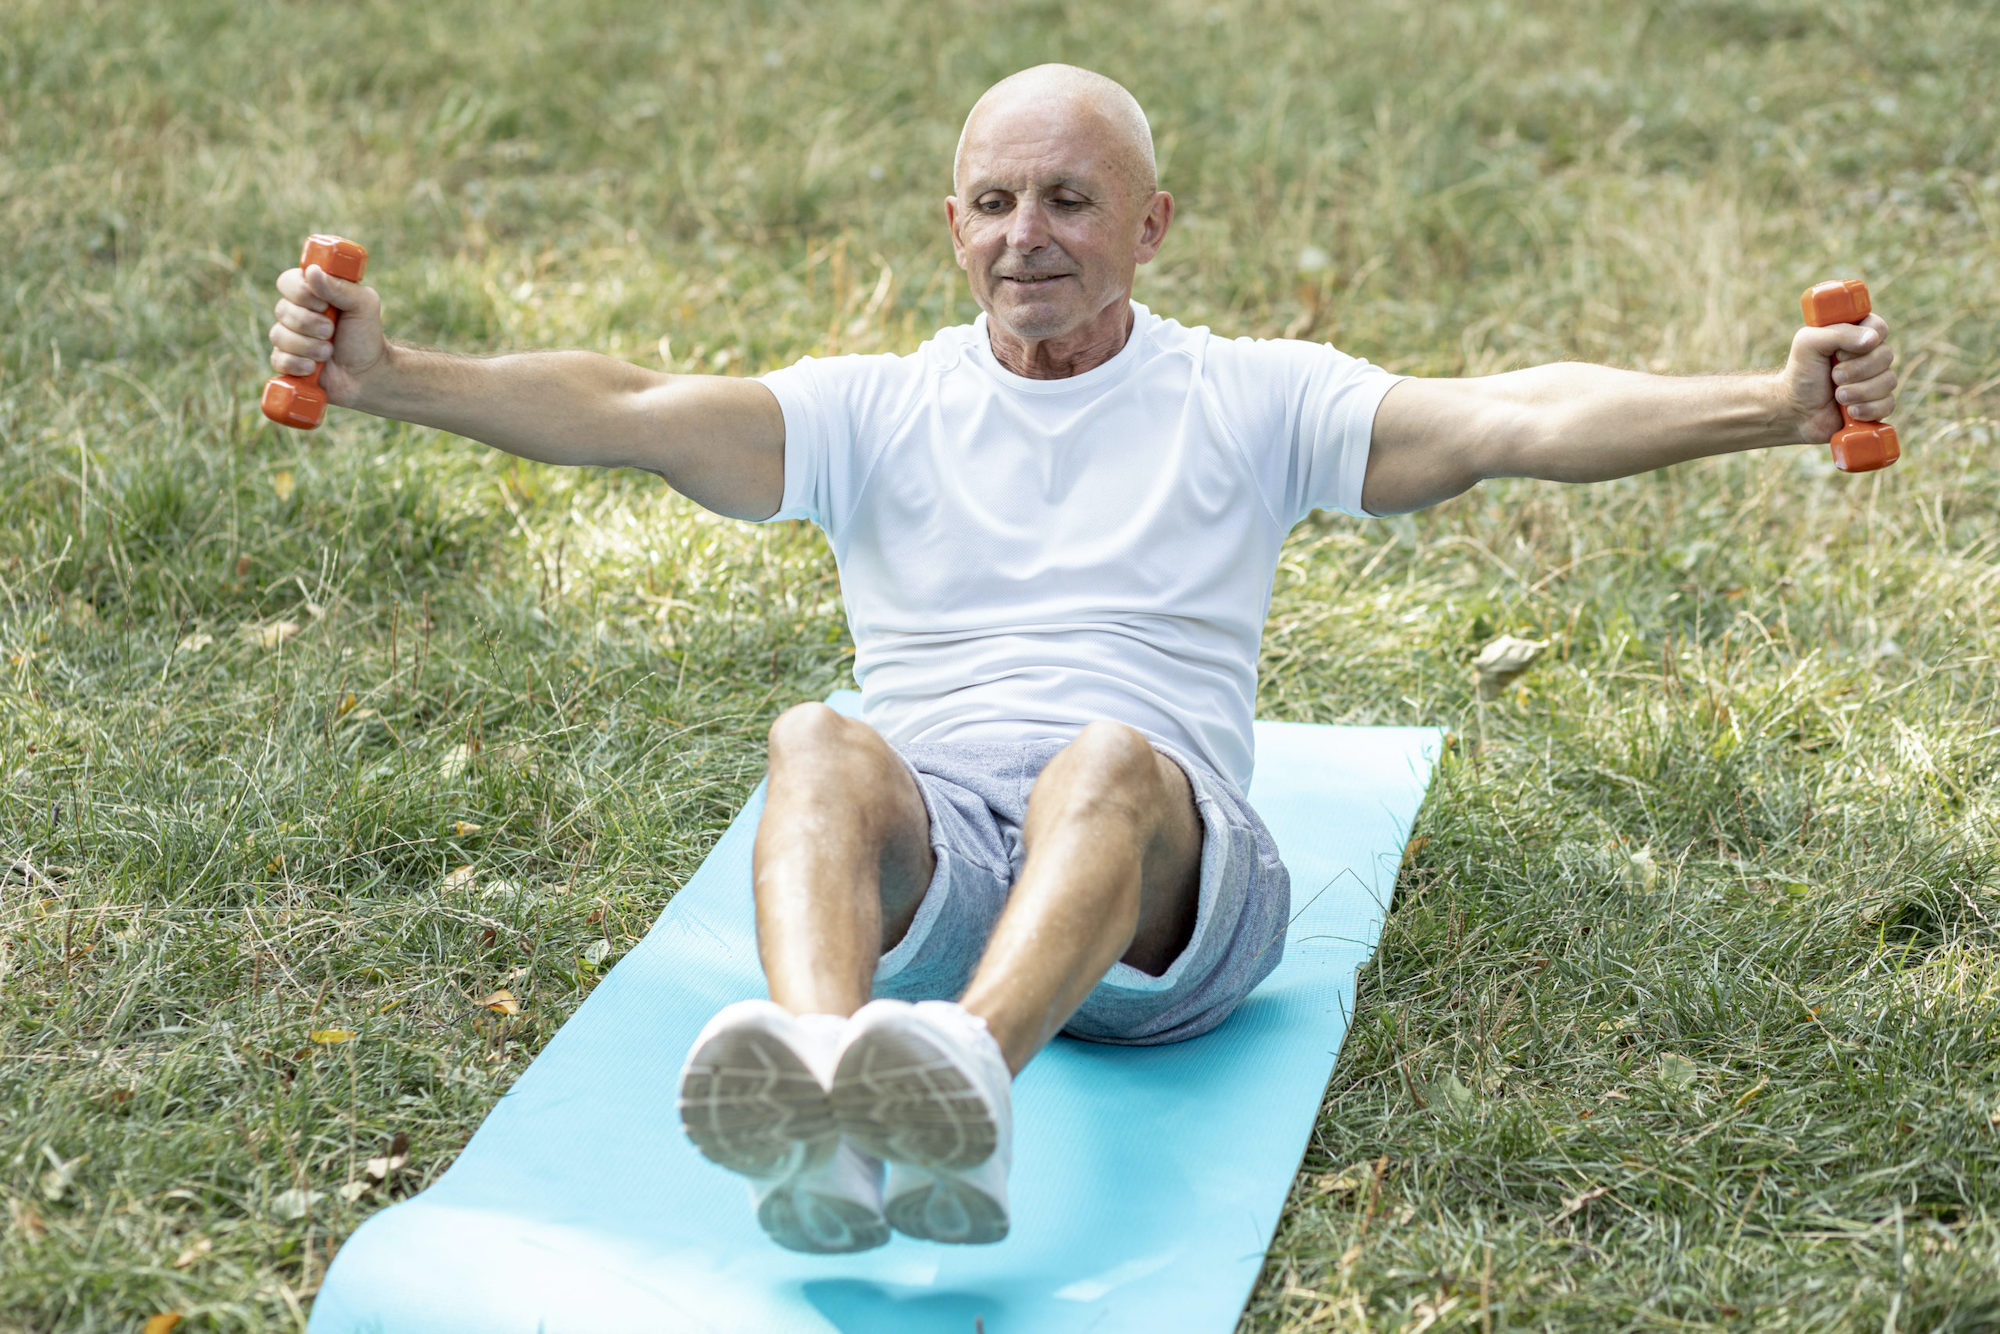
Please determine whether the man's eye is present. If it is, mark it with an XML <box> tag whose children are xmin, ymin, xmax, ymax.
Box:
<box><xmin>979</xmin><ymin>199</ymin><xmax>1008</xmax><ymax>213</ymax></box>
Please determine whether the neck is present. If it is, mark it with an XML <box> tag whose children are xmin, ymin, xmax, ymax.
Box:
<box><xmin>986</xmin><ymin>299</ymin><xmax>1135</xmax><ymax>379</ymax></box>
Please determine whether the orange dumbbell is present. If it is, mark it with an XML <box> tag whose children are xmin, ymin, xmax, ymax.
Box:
<box><xmin>261</xmin><ymin>234</ymin><xmax>369</xmax><ymax>430</ymax></box>
<box><xmin>1799</xmin><ymin>278</ymin><xmax>1898</xmax><ymax>473</ymax></box>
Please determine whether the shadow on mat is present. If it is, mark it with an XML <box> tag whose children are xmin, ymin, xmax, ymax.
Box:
<box><xmin>803</xmin><ymin>1278</ymin><xmax>1009</xmax><ymax>1331</ymax></box>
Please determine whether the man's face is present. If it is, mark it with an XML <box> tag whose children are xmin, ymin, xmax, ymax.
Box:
<box><xmin>946</xmin><ymin>99</ymin><xmax>1169</xmax><ymax>345</ymax></box>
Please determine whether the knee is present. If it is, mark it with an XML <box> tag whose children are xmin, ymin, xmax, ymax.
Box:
<box><xmin>767</xmin><ymin>702</ymin><xmax>901</xmax><ymax>789</ymax></box>
<box><xmin>1042</xmin><ymin>722</ymin><xmax>1166</xmax><ymax>812</ymax></box>
<box><xmin>767</xmin><ymin>701</ymin><xmax>851</xmax><ymax>760</ymax></box>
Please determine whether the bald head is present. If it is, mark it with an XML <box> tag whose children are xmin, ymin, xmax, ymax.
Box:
<box><xmin>954</xmin><ymin>64</ymin><xmax>1157</xmax><ymax>205</ymax></box>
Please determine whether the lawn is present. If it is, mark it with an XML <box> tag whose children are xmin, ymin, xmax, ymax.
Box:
<box><xmin>4</xmin><ymin>0</ymin><xmax>1999</xmax><ymax>1329</ymax></box>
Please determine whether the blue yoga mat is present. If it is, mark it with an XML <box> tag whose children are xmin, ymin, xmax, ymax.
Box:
<box><xmin>309</xmin><ymin>694</ymin><xmax>1441</xmax><ymax>1333</ymax></box>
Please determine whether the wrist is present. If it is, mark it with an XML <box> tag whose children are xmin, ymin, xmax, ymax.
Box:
<box><xmin>1764</xmin><ymin>370</ymin><xmax>1813</xmax><ymax>446</ymax></box>
<box><xmin>346</xmin><ymin>339</ymin><xmax>411</xmax><ymax>418</ymax></box>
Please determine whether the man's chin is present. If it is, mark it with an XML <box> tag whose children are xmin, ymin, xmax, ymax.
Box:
<box><xmin>987</xmin><ymin>292</ymin><xmax>1086</xmax><ymax>342</ymax></box>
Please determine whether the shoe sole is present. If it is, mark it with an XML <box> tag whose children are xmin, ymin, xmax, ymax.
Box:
<box><xmin>885</xmin><ymin>1172</ymin><xmax>1009</xmax><ymax>1246</ymax></box>
<box><xmin>759</xmin><ymin>1184</ymin><xmax>893</xmax><ymax>1254</ymax></box>
<box><xmin>679</xmin><ymin>1023</ymin><xmax>835</xmax><ymax>1178</ymax></box>
<box><xmin>830</xmin><ymin>1023</ymin><xmax>998</xmax><ymax>1171</ymax></box>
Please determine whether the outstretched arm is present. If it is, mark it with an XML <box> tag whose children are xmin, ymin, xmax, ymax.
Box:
<box><xmin>268</xmin><ymin>263</ymin><xmax>785</xmax><ymax>521</ymax></box>
<box><xmin>1360</xmin><ymin>311</ymin><xmax>1898</xmax><ymax>516</ymax></box>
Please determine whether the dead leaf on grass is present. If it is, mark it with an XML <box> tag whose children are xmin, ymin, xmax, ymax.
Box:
<box><xmin>452</xmin><ymin>820</ymin><xmax>483</xmax><ymax>837</ymax></box>
<box><xmin>308</xmin><ymin>1029</ymin><xmax>356</xmax><ymax>1045</ymax></box>
<box><xmin>1471</xmin><ymin>634</ymin><xmax>1550</xmax><ymax>698</ymax></box>
<box><xmin>141</xmin><ymin>1314</ymin><xmax>182</xmax><ymax>1334</ymax></box>
<box><xmin>1552</xmin><ymin>1184</ymin><xmax>1610</xmax><ymax>1224</ymax></box>
<box><xmin>270</xmin><ymin>1187</ymin><xmax>323</xmax><ymax>1220</ymax></box>
<box><xmin>441</xmin><ymin>865</ymin><xmax>477</xmax><ymax>894</ymax></box>
<box><xmin>39</xmin><ymin>1147</ymin><xmax>84</xmax><ymax>1202</ymax></box>
<box><xmin>437</xmin><ymin>743</ymin><xmax>477</xmax><ymax>781</ymax></box>
<box><xmin>478</xmin><ymin>989</ymin><xmax>520</xmax><ymax>1016</ymax></box>
<box><xmin>176</xmin><ymin>632</ymin><xmax>214</xmax><ymax>654</ymax></box>
<box><xmin>250</xmin><ymin>620</ymin><xmax>301</xmax><ymax>650</ymax></box>
<box><xmin>171</xmin><ymin>1237</ymin><xmax>211</xmax><ymax>1269</ymax></box>
<box><xmin>9</xmin><ymin>1199</ymin><xmax>47</xmax><ymax>1242</ymax></box>
<box><xmin>338</xmin><ymin>1180</ymin><xmax>372</xmax><ymax>1203</ymax></box>
<box><xmin>1314</xmin><ymin>1161</ymin><xmax>1375</xmax><ymax>1195</ymax></box>
<box><xmin>271</xmin><ymin>470</ymin><xmax>295</xmax><ymax>503</ymax></box>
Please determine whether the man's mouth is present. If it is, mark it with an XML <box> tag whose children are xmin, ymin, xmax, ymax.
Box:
<box><xmin>999</xmin><ymin>274</ymin><xmax>1070</xmax><ymax>285</ymax></box>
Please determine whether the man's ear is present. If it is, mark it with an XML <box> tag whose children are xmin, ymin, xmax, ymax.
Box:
<box><xmin>1134</xmin><ymin>190</ymin><xmax>1174</xmax><ymax>265</ymax></box>
<box><xmin>944</xmin><ymin>196</ymin><xmax>970</xmax><ymax>270</ymax></box>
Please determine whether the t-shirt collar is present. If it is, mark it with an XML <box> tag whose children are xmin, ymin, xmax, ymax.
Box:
<box><xmin>968</xmin><ymin>301</ymin><xmax>1154</xmax><ymax>393</ymax></box>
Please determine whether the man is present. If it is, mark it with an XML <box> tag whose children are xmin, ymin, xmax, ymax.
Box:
<box><xmin>267</xmin><ymin>65</ymin><xmax>1898</xmax><ymax>1254</ymax></box>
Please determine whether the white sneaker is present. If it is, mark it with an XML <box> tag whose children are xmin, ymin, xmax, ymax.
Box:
<box><xmin>831</xmin><ymin>999</ymin><xmax>1013</xmax><ymax>1244</ymax></box>
<box><xmin>678</xmin><ymin>999</ymin><xmax>889</xmax><ymax>1253</ymax></box>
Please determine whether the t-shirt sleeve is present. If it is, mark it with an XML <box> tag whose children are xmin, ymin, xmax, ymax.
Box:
<box><xmin>755</xmin><ymin>355</ymin><xmax>843</xmax><ymax>526</ymax></box>
<box><xmin>1208</xmin><ymin>335</ymin><xmax>1404</xmax><ymax>524</ymax></box>
<box><xmin>756</xmin><ymin>352</ymin><xmax>915</xmax><ymax>532</ymax></box>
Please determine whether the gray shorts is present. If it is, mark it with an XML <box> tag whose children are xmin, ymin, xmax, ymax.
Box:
<box><xmin>871</xmin><ymin>735</ymin><xmax>1290</xmax><ymax>1046</ymax></box>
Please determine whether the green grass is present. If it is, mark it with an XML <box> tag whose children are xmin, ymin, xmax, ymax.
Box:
<box><xmin>4</xmin><ymin>0</ymin><xmax>1999</xmax><ymax>1328</ymax></box>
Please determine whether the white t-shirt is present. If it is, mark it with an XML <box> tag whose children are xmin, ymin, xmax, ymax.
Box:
<box><xmin>757</xmin><ymin>302</ymin><xmax>1400</xmax><ymax>790</ymax></box>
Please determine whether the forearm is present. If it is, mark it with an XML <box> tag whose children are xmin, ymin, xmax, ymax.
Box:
<box><xmin>1486</xmin><ymin>363</ymin><xmax>1798</xmax><ymax>484</ymax></box>
<box><xmin>352</xmin><ymin>343</ymin><xmax>671</xmax><ymax>471</ymax></box>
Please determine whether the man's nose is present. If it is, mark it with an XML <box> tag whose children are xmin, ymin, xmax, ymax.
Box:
<box><xmin>1005</xmin><ymin>200</ymin><xmax>1051</xmax><ymax>252</ymax></box>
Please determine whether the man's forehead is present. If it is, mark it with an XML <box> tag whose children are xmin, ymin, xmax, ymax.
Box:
<box><xmin>955</xmin><ymin>105</ymin><xmax>1126</xmax><ymax>196</ymax></box>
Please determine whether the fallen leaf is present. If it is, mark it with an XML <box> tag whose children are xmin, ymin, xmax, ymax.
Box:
<box><xmin>335</xmin><ymin>691</ymin><xmax>357</xmax><ymax>717</ymax></box>
<box><xmin>1316</xmin><ymin>1161</ymin><xmax>1375</xmax><ymax>1195</ymax></box>
<box><xmin>437</xmin><ymin>743</ymin><xmax>476</xmax><ymax>781</ymax></box>
<box><xmin>441</xmin><ymin>865</ymin><xmax>477</xmax><ymax>894</ymax></box>
<box><xmin>452</xmin><ymin>820</ymin><xmax>482</xmax><ymax>837</ymax></box>
<box><xmin>142</xmin><ymin>1314</ymin><xmax>182</xmax><ymax>1334</ymax></box>
<box><xmin>271</xmin><ymin>469</ymin><xmax>295</xmax><ymax>503</ymax></box>
<box><xmin>364</xmin><ymin>1151</ymin><xmax>407</xmax><ymax>1181</ymax></box>
<box><xmin>39</xmin><ymin>1147</ymin><xmax>84</xmax><ymax>1202</ymax></box>
<box><xmin>8</xmin><ymin>1199</ymin><xmax>46</xmax><ymax>1242</ymax></box>
<box><xmin>1551</xmin><ymin>1184</ymin><xmax>1610</xmax><ymax>1224</ymax></box>
<box><xmin>1471</xmin><ymin>634</ymin><xmax>1550</xmax><ymax>698</ymax></box>
<box><xmin>176</xmin><ymin>632</ymin><xmax>213</xmax><ymax>654</ymax></box>
<box><xmin>1658</xmin><ymin>1053</ymin><xmax>1699</xmax><ymax>1088</ymax></box>
<box><xmin>1622</xmin><ymin>847</ymin><xmax>1659</xmax><ymax>892</ymax></box>
<box><xmin>338</xmin><ymin>1180</ymin><xmax>372</xmax><ymax>1202</ymax></box>
<box><xmin>171</xmin><ymin>1237</ymin><xmax>211</xmax><ymax>1268</ymax></box>
<box><xmin>1398</xmin><ymin>835</ymin><xmax>1429</xmax><ymax>874</ymax></box>
<box><xmin>478</xmin><ymin>988</ymin><xmax>520</xmax><ymax>1016</ymax></box>
<box><xmin>480</xmin><ymin>877</ymin><xmax>528</xmax><ymax>904</ymax></box>
<box><xmin>234</xmin><ymin>555</ymin><xmax>254</xmax><ymax>578</ymax></box>
<box><xmin>1429</xmin><ymin>1071</ymin><xmax>1475</xmax><ymax>1113</ymax></box>
<box><xmin>582</xmin><ymin>939</ymin><xmax>613</xmax><ymax>967</ymax></box>
<box><xmin>269</xmin><ymin>1187</ymin><xmax>323</xmax><ymax>1220</ymax></box>
<box><xmin>308</xmin><ymin>1029</ymin><xmax>356</xmax><ymax>1045</ymax></box>
<box><xmin>253</xmin><ymin>620</ymin><xmax>301</xmax><ymax>650</ymax></box>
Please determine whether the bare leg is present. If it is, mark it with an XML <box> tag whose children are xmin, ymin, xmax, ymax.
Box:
<box><xmin>957</xmin><ymin>722</ymin><xmax>1203</xmax><ymax>1072</ymax></box>
<box><xmin>753</xmin><ymin>703</ymin><xmax>935</xmax><ymax>1016</ymax></box>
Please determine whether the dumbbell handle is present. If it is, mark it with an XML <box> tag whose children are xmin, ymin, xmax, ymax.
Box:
<box><xmin>1799</xmin><ymin>278</ymin><xmax>1899</xmax><ymax>473</ymax></box>
<box><xmin>261</xmin><ymin>235</ymin><xmax>369</xmax><ymax>430</ymax></box>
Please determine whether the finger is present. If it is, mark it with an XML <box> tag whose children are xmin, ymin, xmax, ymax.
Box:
<box><xmin>276</xmin><ymin>267</ymin><xmax>329</xmax><ymax>313</ymax></box>
<box><xmin>305</xmin><ymin>264</ymin><xmax>368</xmax><ymax>313</ymax></box>
<box><xmin>269</xmin><ymin>321</ymin><xmax>332</xmax><ymax>362</ymax></box>
<box><xmin>1832</xmin><ymin>345</ymin><xmax>1894</xmax><ymax>384</ymax></box>
<box><xmin>1860</xmin><ymin>311</ymin><xmax>1889</xmax><ymax>338</ymax></box>
<box><xmin>274</xmin><ymin>297</ymin><xmax>335</xmax><ymax>338</ymax></box>
<box><xmin>270</xmin><ymin>346</ymin><xmax>318</xmax><ymax>377</ymax></box>
<box><xmin>1796</xmin><ymin>322</ymin><xmax>1878</xmax><ymax>366</ymax></box>
<box><xmin>1847</xmin><ymin>393</ymin><xmax>1896</xmax><ymax>421</ymax></box>
<box><xmin>1838</xmin><ymin>371</ymin><xmax>1898</xmax><ymax>408</ymax></box>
